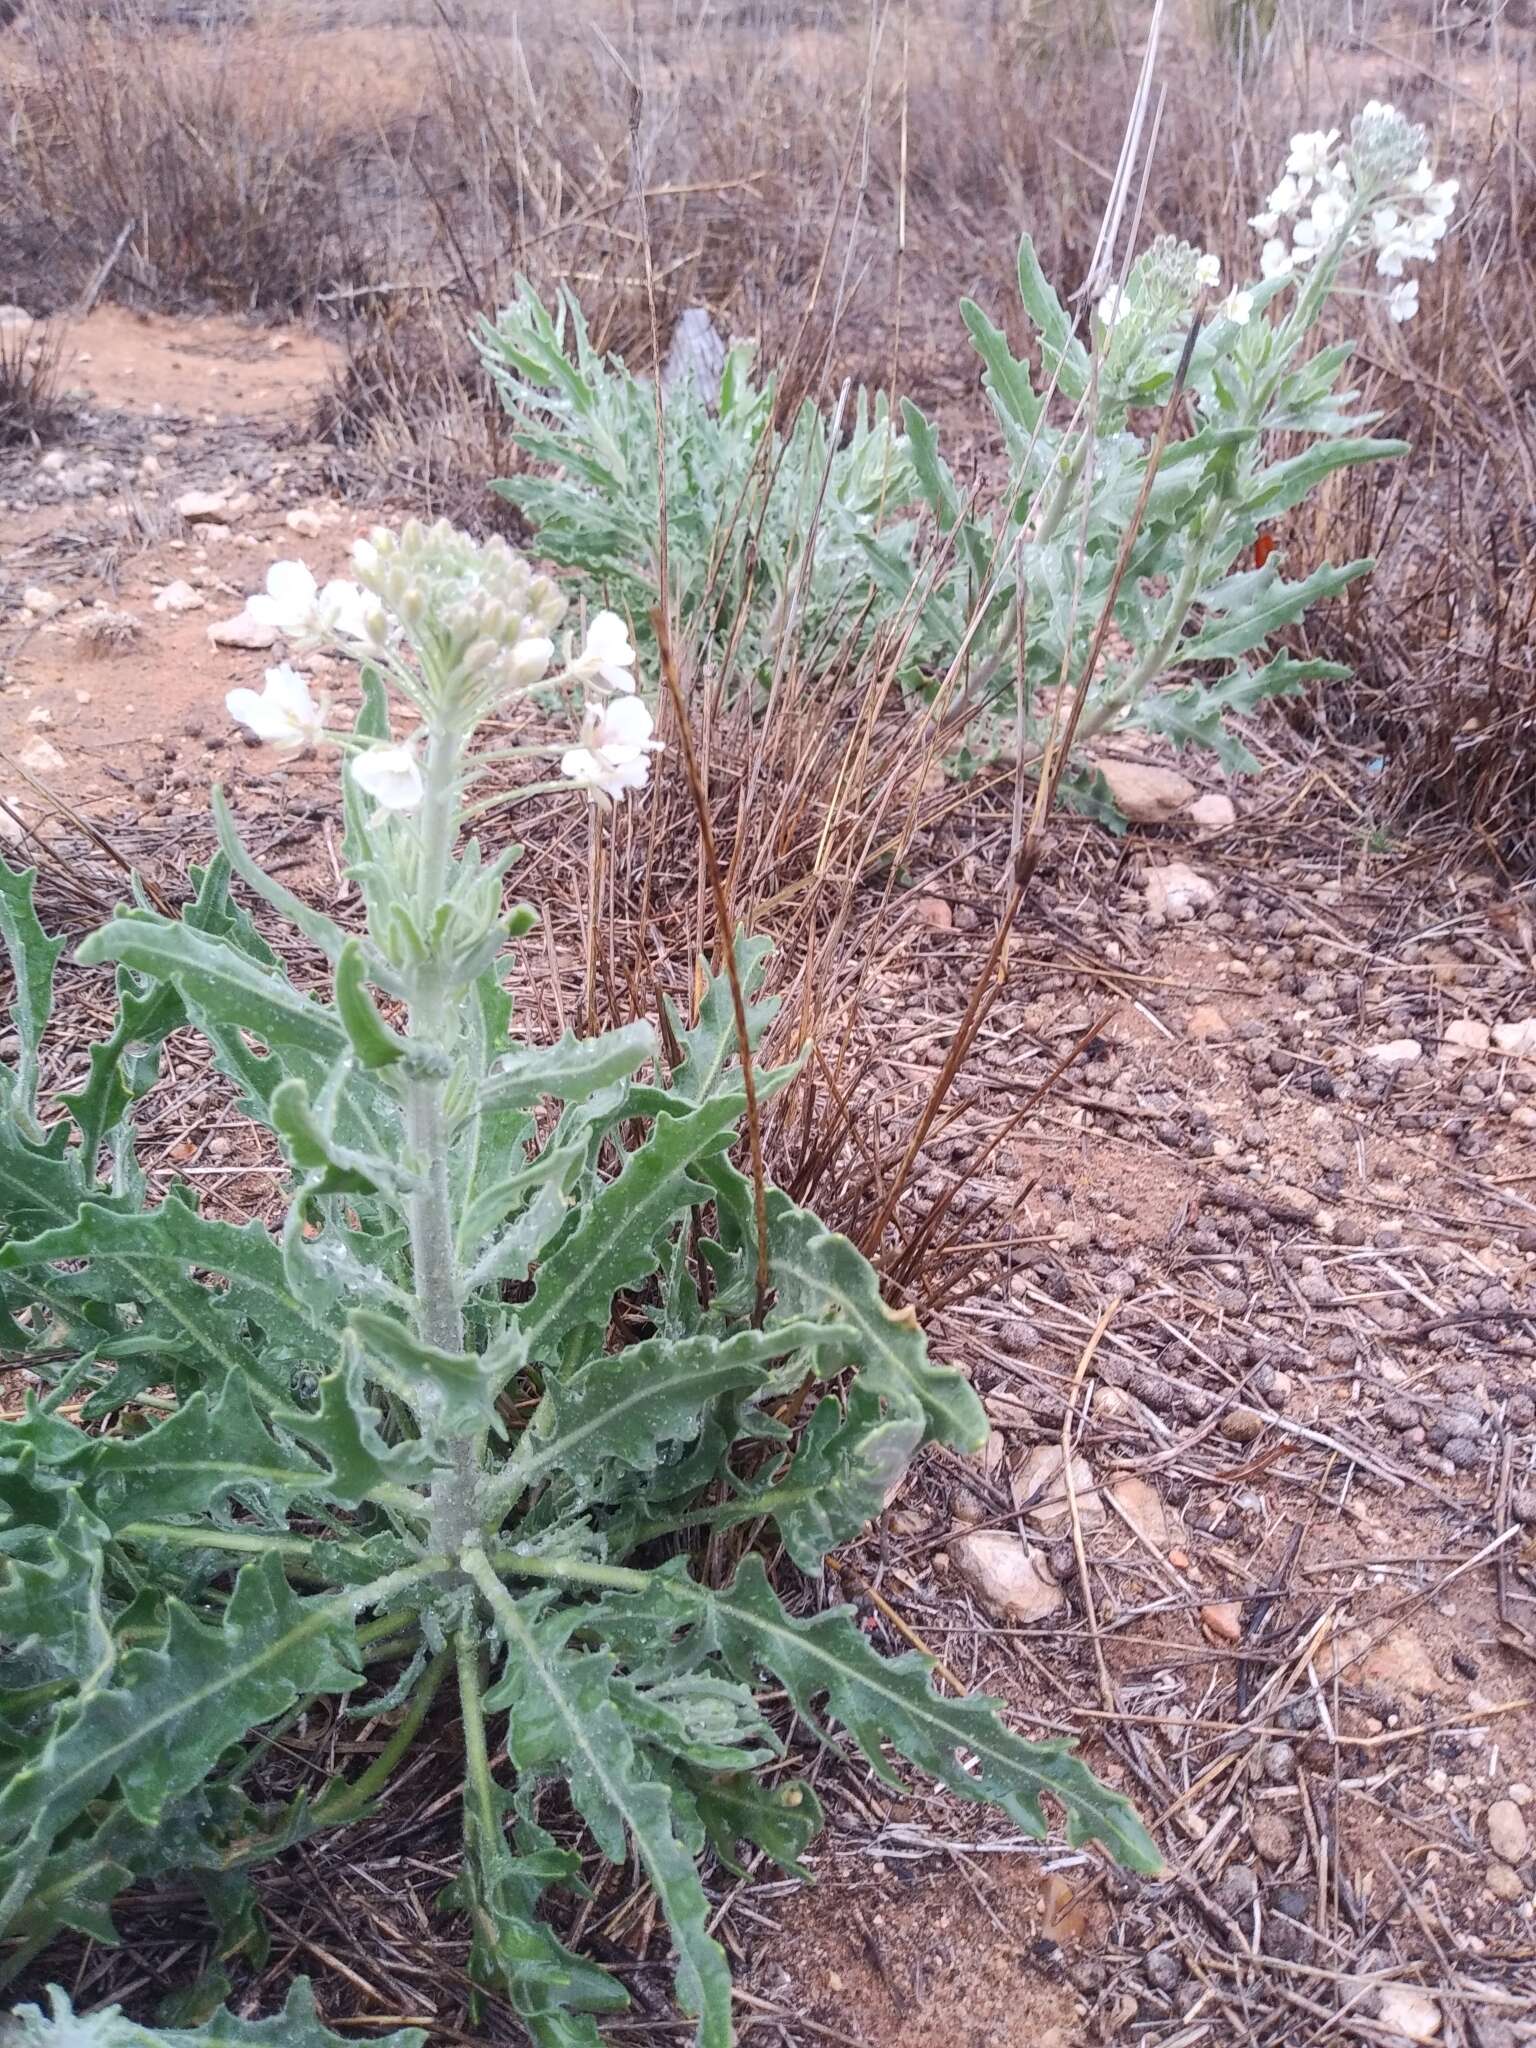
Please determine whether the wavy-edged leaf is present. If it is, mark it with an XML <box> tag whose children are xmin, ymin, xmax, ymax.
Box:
<box><xmin>691</xmin><ymin>1557</ymin><xmax>1159</xmax><ymax>1872</ymax></box>
<box><xmin>664</xmin><ymin>935</ymin><xmax>777</xmax><ymax>1107</ymax></box>
<box><xmin>1182</xmin><ymin>557</ymin><xmax>1373</xmax><ymax>663</ymax></box>
<box><xmin>504</xmin><ymin>1318</ymin><xmax>847</xmax><ymax>1502</ymax></box>
<box><xmin>478</xmin><ymin>1019</ymin><xmax>655</xmax><ymax>1118</ymax></box>
<box><xmin>765</xmin><ymin>1192</ymin><xmax>987</xmax><ymax>1452</ymax></box>
<box><xmin>210</xmin><ymin>789</ymin><xmax>352</xmax><ymax>972</ymax></box>
<box><xmin>271</xmin><ymin>1075</ymin><xmax>410</xmax><ymax>1200</ymax></box>
<box><xmin>751</xmin><ymin>1385</ymin><xmax>923</xmax><ymax>1570</ymax></box>
<box><xmin>1015</xmin><ymin>233</ymin><xmax>1090</xmax><ymax>398</ymax></box>
<box><xmin>5</xmin><ymin>1976</ymin><xmax>424</xmax><ymax>2046</ymax></box>
<box><xmin>85</xmin><ymin>1374</ymin><xmax>324</xmax><ymax>1527</ymax></box>
<box><xmin>685</xmin><ymin>1767</ymin><xmax>822</xmax><ymax>1880</ymax></box>
<box><xmin>269</xmin><ymin>1353</ymin><xmax>435</xmax><ymax>1508</ymax></box>
<box><xmin>0</xmin><ymin>1458</ymin><xmax>114</xmax><ymax>1688</ymax></box>
<box><xmin>76</xmin><ymin>913</ymin><xmax>347</xmax><ymax>1063</ymax></box>
<box><xmin>0</xmin><ymin>1203</ymin><xmax>337</xmax><ymax>1402</ymax></box>
<box><xmin>0</xmin><ymin>1555</ymin><xmax>398</xmax><ymax>1930</ymax></box>
<box><xmin>469</xmin><ymin>1555</ymin><xmax>733</xmax><ymax>2048</ymax></box>
<box><xmin>0</xmin><ymin>861</ymin><xmax>66</xmax><ymax>1138</ymax></box>
<box><xmin>345</xmin><ymin>1309</ymin><xmax>516</xmax><ymax>1435</ymax></box>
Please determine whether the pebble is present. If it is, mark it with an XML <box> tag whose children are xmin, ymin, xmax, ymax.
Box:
<box><xmin>949</xmin><ymin>1531</ymin><xmax>1064</xmax><ymax>1624</ymax></box>
<box><xmin>1487</xmin><ymin>1798</ymin><xmax>1528</xmax><ymax>1864</ymax></box>
<box><xmin>207</xmin><ymin>611</ymin><xmax>278</xmax><ymax>650</ymax></box>
<box><xmin>1263</xmin><ymin>1740</ymin><xmax>1298</xmax><ymax>1785</ymax></box>
<box><xmin>21</xmin><ymin>585</ymin><xmax>63</xmax><ymax>617</ymax></box>
<box><xmin>1442</xmin><ymin>1018</ymin><xmax>1491</xmax><ymax>1056</ymax></box>
<box><xmin>1143</xmin><ymin>1951</ymin><xmax>1182</xmax><ymax>1995</ymax></box>
<box><xmin>1186</xmin><ymin>1004</ymin><xmax>1230</xmax><ymax>1041</ymax></box>
<box><xmin>1144</xmin><ymin>860</ymin><xmax>1218</xmax><ymax>921</ymax></box>
<box><xmin>1485</xmin><ymin>1860</ymin><xmax>1524</xmax><ymax>1902</ymax></box>
<box><xmin>153</xmin><ymin>579</ymin><xmax>204</xmax><ymax>614</ymax></box>
<box><xmin>1219</xmin><ymin>1405</ymin><xmax>1264</xmax><ymax>1444</ymax></box>
<box><xmin>1017</xmin><ymin>1444</ymin><xmax>1104</xmax><ymax>1531</ymax></box>
<box><xmin>1188</xmin><ymin>791</ymin><xmax>1236</xmax><ymax>830</ymax></box>
<box><xmin>175</xmin><ymin>488</ymin><xmax>231</xmax><ymax>523</ymax></box>
<box><xmin>1493</xmin><ymin>1018</ymin><xmax>1536</xmax><ymax>1059</ymax></box>
<box><xmin>1215</xmin><ymin>1864</ymin><xmax>1258</xmax><ymax>1915</ymax></box>
<box><xmin>285</xmin><ymin>505</ymin><xmax>323</xmax><ymax>537</ymax></box>
<box><xmin>17</xmin><ymin>738</ymin><xmax>66</xmax><ymax>776</ymax></box>
<box><xmin>1094</xmin><ymin>757</ymin><xmax>1196</xmax><ymax>822</ymax></box>
<box><xmin>1371</xmin><ymin>1984</ymin><xmax>1441</xmax><ymax>2043</ymax></box>
<box><xmin>1248</xmin><ymin>1807</ymin><xmax>1294</xmax><ymax>1865</ymax></box>
<box><xmin>1369</xmin><ymin>1039</ymin><xmax>1424</xmax><ymax>1067</ymax></box>
<box><xmin>1200</xmin><ymin>1601</ymin><xmax>1243</xmax><ymax>1645</ymax></box>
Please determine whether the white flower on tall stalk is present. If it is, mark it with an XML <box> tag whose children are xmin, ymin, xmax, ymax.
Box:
<box><xmin>1286</xmin><ymin>129</ymin><xmax>1339</xmax><ymax>185</ymax></box>
<box><xmin>560</xmin><ymin>694</ymin><xmax>660</xmax><ymax>804</ymax></box>
<box><xmin>225</xmin><ymin>664</ymin><xmax>325</xmax><ymax>753</ymax></box>
<box><xmin>1220</xmin><ymin>289</ymin><xmax>1254</xmax><ymax>326</ymax></box>
<box><xmin>1095</xmin><ymin>284</ymin><xmax>1127</xmax><ymax>332</ymax></box>
<box><xmin>1260</xmin><ymin>238</ymin><xmax>1295</xmax><ymax>281</ymax></box>
<box><xmin>1292</xmin><ymin>186</ymin><xmax>1350</xmax><ymax>260</ymax></box>
<box><xmin>351</xmin><ymin>743</ymin><xmax>424</xmax><ymax>812</ymax></box>
<box><xmin>1195</xmin><ymin>252</ymin><xmax>1221</xmax><ymax>289</ymax></box>
<box><xmin>247</xmin><ymin>560</ymin><xmax>372</xmax><ymax>644</ymax></box>
<box><xmin>1386</xmin><ymin>278</ymin><xmax>1420</xmax><ymax>324</ymax></box>
<box><xmin>573</xmin><ymin>610</ymin><xmax>638</xmax><ymax>693</ymax></box>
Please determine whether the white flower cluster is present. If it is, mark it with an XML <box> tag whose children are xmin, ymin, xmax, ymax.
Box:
<box><xmin>224</xmin><ymin>538</ymin><xmax>660</xmax><ymax>813</ymax></box>
<box><xmin>1250</xmin><ymin>105</ymin><xmax>1457</xmax><ymax>322</ymax></box>
<box><xmin>1096</xmin><ymin>241</ymin><xmax>1251</xmax><ymax>341</ymax></box>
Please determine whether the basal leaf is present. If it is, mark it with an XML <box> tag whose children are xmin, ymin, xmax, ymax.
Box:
<box><xmin>5</xmin><ymin>1976</ymin><xmax>424</xmax><ymax>2046</ymax></box>
<box><xmin>0</xmin><ymin>861</ymin><xmax>66</xmax><ymax>1138</ymax></box>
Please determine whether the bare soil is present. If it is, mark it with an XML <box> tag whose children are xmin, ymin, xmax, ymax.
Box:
<box><xmin>5</xmin><ymin>223</ymin><xmax>1536</xmax><ymax>2048</ymax></box>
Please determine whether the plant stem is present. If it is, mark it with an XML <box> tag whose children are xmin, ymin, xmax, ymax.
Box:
<box><xmin>486</xmin><ymin>1546</ymin><xmax>653</xmax><ymax>1595</ymax></box>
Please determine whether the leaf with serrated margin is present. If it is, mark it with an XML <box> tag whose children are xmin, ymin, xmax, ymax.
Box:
<box><xmin>684</xmin><ymin>1767</ymin><xmax>823</xmax><ymax>1880</ymax></box>
<box><xmin>1182</xmin><ymin>558</ymin><xmax>1374</xmax><ymax>664</ymax></box>
<box><xmin>0</xmin><ymin>1456</ymin><xmax>114</xmax><ymax>1688</ymax></box>
<box><xmin>86</xmin><ymin>1375</ymin><xmax>324</xmax><ymax>1527</ymax></box>
<box><xmin>271</xmin><ymin>1351</ymin><xmax>435</xmax><ymax>1507</ymax></box>
<box><xmin>477</xmin><ymin>1018</ymin><xmax>655</xmax><ymax>1118</ymax></box>
<box><xmin>76</xmin><ymin>913</ymin><xmax>347</xmax><ymax>1063</ymax></box>
<box><xmin>686</xmin><ymin>1557</ymin><xmax>1160</xmax><ymax>1873</ymax></box>
<box><xmin>344</xmin><ymin>1309</ymin><xmax>515</xmax><ymax>1435</ymax></box>
<box><xmin>0</xmin><ymin>1556</ymin><xmax>417</xmax><ymax>1933</ymax></box>
<box><xmin>503</xmin><ymin>1318</ymin><xmax>846</xmax><ymax>1503</ymax></box>
<box><xmin>765</xmin><ymin>1191</ymin><xmax>987</xmax><ymax>1452</ymax></box>
<box><xmin>1015</xmin><ymin>233</ymin><xmax>1090</xmax><ymax>399</ymax></box>
<box><xmin>470</xmin><ymin>1557</ymin><xmax>734</xmax><ymax>2048</ymax></box>
<box><xmin>270</xmin><ymin>1075</ymin><xmax>410</xmax><ymax>1199</ymax></box>
<box><xmin>751</xmin><ymin>1385</ymin><xmax>924</xmax><ymax>1571</ymax></box>
<box><xmin>0</xmin><ymin>1203</ymin><xmax>338</xmax><ymax>1404</ymax></box>
<box><xmin>515</xmin><ymin>1094</ymin><xmax>745</xmax><ymax>1370</ymax></box>
<box><xmin>664</xmin><ymin>935</ymin><xmax>777</xmax><ymax>1107</ymax></box>
<box><xmin>211</xmin><ymin>788</ymin><xmax>354</xmax><ymax>972</ymax></box>
<box><xmin>4</xmin><ymin>1976</ymin><xmax>425</xmax><ymax>2046</ymax></box>
<box><xmin>0</xmin><ymin>861</ymin><xmax>66</xmax><ymax>1138</ymax></box>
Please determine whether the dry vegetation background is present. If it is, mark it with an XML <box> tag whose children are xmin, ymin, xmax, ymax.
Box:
<box><xmin>5</xmin><ymin>1</ymin><xmax>1536</xmax><ymax>2044</ymax></box>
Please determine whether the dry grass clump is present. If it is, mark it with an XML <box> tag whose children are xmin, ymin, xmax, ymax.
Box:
<box><xmin>0</xmin><ymin>318</ymin><xmax>68</xmax><ymax>448</ymax></box>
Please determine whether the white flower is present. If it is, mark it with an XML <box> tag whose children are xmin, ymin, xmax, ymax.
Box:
<box><xmin>1286</xmin><ymin>129</ymin><xmax>1339</xmax><ymax>183</ymax></box>
<box><xmin>246</xmin><ymin>560</ymin><xmax>372</xmax><ymax>645</ymax></box>
<box><xmin>1361</xmin><ymin>99</ymin><xmax>1397</xmax><ymax>122</ymax></box>
<box><xmin>573</xmin><ymin>610</ymin><xmax>638</xmax><ymax>693</ymax></box>
<box><xmin>1292</xmin><ymin>186</ymin><xmax>1350</xmax><ymax>258</ymax></box>
<box><xmin>1250</xmin><ymin>208</ymin><xmax>1280</xmax><ymax>237</ymax></box>
<box><xmin>1386</xmin><ymin>278</ymin><xmax>1420</xmax><ymax>323</ymax></box>
<box><xmin>351</xmin><ymin>743</ymin><xmax>424</xmax><ymax>812</ymax></box>
<box><xmin>1406</xmin><ymin>156</ymin><xmax>1434</xmax><ymax>195</ymax></box>
<box><xmin>1267</xmin><ymin>173</ymin><xmax>1303</xmax><ymax>218</ymax></box>
<box><xmin>352</xmin><ymin>535</ymin><xmax>380</xmax><ymax>577</ymax></box>
<box><xmin>507</xmin><ymin>635</ymin><xmax>555</xmax><ymax>689</ymax></box>
<box><xmin>1260</xmin><ymin>238</ymin><xmax>1295</xmax><ymax>281</ymax></box>
<box><xmin>1096</xmin><ymin>284</ymin><xmax>1127</xmax><ymax>332</ymax></box>
<box><xmin>1220</xmin><ymin>289</ymin><xmax>1254</xmax><ymax>326</ymax></box>
<box><xmin>560</xmin><ymin>694</ymin><xmax>660</xmax><ymax>804</ymax></box>
<box><xmin>225</xmin><ymin>665</ymin><xmax>325</xmax><ymax>753</ymax></box>
<box><xmin>1195</xmin><ymin>252</ymin><xmax>1221</xmax><ymax>289</ymax></box>
<box><xmin>1427</xmin><ymin>177</ymin><xmax>1458</xmax><ymax>218</ymax></box>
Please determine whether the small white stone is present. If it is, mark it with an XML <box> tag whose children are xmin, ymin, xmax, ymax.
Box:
<box><xmin>1441</xmin><ymin>1018</ymin><xmax>1491</xmax><ymax>1057</ymax></box>
<box><xmin>285</xmin><ymin>506</ymin><xmax>323</xmax><ymax>537</ymax></box>
<box><xmin>1368</xmin><ymin>1039</ymin><xmax>1423</xmax><ymax>1068</ymax></box>
<box><xmin>1144</xmin><ymin>861</ymin><xmax>1218</xmax><ymax>921</ymax></box>
<box><xmin>1493</xmin><ymin>1018</ymin><xmax>1536</xmax><ymax>1059</ymax></box>
<box><xmin>175</xmin><ymin>489</ymin><xmax>230</xmax><ymax>523</ymax></box>
<box><xmin>38</xmin><ymin>449</ymin><xmax>67</xmax><ymax>475</ymax></box>
<box><xmin>17</xmin><ymin>738</ymin><xmax>66</xmax><ymax>777</ymax></box>
<box><xmin>153</xmin><ymin>579</ymin><xmax>205</xmax><ymax>615</ymax></box>
<box><xmin>1188</xmin><ymin>791</ymin><xmax>1237</xmax><ymax>830</ymax></box>
<box><xmin>207</xmin><ymin>611</ymin><xmax>278</xmax><ymax>651</ymax></box>
<box><xmin>21</xmin><ymin>586</ymin><xmax>63</xmax><ymax>618</ymax></box>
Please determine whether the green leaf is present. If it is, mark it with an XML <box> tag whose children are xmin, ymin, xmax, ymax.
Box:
<box><xmin>1015</xmin><ymin>234</ymin><xmax>1090</xmax><ymax>399</ymax></box>
<box><xmin>503</xmin><ymin>1318</ymin><xmax>848</xmax><ymax>1502</ymax></box>
<box><xmin>469</xmin><ymin>1555</ymin><xmax>734</xmax><ymax>2048</ymax></box>
<box><xmin>688</xmin><ymin>1557</ymin><xmax>1159</xmax><ymax>1872</ymax></box>
<box><xmin>477</xmin><ymin>1019</ymin><xmax>655</xmax><ymax>1117</ymax></box>
<box><xmin>4</xmin><ymin>1976</ymin><xmax>424</xmax><ymax>2046</ymax></box>
<box><xmin>664</xmin><ymin>935</ymin><xmax>777</xmax><ymax>1107</ymax></box>
<box><xmin>0</xmin><ymin>1203</ymin><xmax>337</xmax><ymax>1402</ymax></box>
<box><xmin>0</xmin><ymin>1556</ymin><xmax>395</xmax><ymax>1929</ymax></box>
<box><xmin>960</xmin><ymin>297</ymin><xmax>1043</xmax><ymax>438</ymax></box>
<box><xmin>345</xmin><ymin>1308</ymin><xmax>515</xmax><ymax>1434</ymax></box>
<box><xmin>1243</xmin><ymin>439</ymin><xmax>1405</xmax><ymax>519</ymax></box>
<box><xmin>210</xmin><ymin>789</ymin><xmax>352</xmax><ymax>971</ymax></box>
<box><xmin>686</xmin><ymin>1768</ymin><xmax>823</xmax><ymax>1880</ymax></box>
<box><xmin>85</xmin><ymin>1374</ymin><xmax>323</xmax><ymax>1527</ymax></box>
<box><xmin>271</xmin><ymin>1075</ymin><xmax>409</xmax><ymax>1199</ymax></box>
<box><xmin>0</xmin><ymin>861</ymin><xmax>66</xmax><ymax>1137</ymax></box>
<box><xmin>755</xmin><ymin>1385</ymin><xmax>923</xmax><ymax>1570</ymax></box>
<box><xmin>333</xmin><ymin>938</ymin><xmax>406</xmax><ymax>1071</ymax></box>
<box><xmin>76</xmin><ymin>914</ymin><xmax>346</xmax><ymax>1064</ymax></box>
<box><xmin>764</xmin><ymin>1192</ymin><xmax>987</xmax><ymax>1452</ymax></box>
<box><xmin>1182</xmin><ymin>558</ymin><xmax>1372</xmax><ymax>663</ymax></box>
<box><xmin>269</xmin><ymin>1352</ymin><xmax>434</xmax><ymax>1507</ymax></box>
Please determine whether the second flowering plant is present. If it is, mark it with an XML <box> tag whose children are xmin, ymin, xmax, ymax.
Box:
<box><xmin>0</xmin><ymin>524</ymin><xmax>1155</xmax><ymax>2043</ymax></box>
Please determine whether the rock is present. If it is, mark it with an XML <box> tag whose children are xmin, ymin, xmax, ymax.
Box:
<box><xmin>914</xmin><ymin>895</ymin><xmax>952</xmax><ymax>931</ymax></box>
<box><xmin>207</xmin><ymin>611</ymin><xmax>278</xmax><ymax>650</ymax></box>
<box><xmin>1487</xmin><ymin>1798</ymin><xmax>1528</xmax><ymax>1864</ymax></box>
<box><xmin>1493</xmin><ymin>1018</ymin><xmax>1536</xmax><ymax>1059</ymax></box>
<box><xmin>1096</xmin><ymin>758</ymin><xmax>1196</xmax><ymax>823</ymax></box>
<box><xmin>25</xmin><ymin>706</ymin><xmax>51</xmax><ymax>727</ymax></box>
<box><xmin>17</xmin><ymin>738</ymin><xmax>66</xmax><ymax>777</ymax></box>
<box><xmin>1188</xmin><ymin>791</ymin><xmax>1236</xmax><ymax>830</ymax></box>
<box><xmin>1016</xmin><ymin>1444</ymin><xmax>1104</xmax><ymax>1532</ymax></box>
<box><xmin>1144</xmin><ymin>861</ymin><xmax>1218</xmax><ymax>921</ymax></box>
<box><xmin>21</xmin><ymin>585</ymin><xmax>63</xmax><ymax>618</ymax></box>
<box><xmin>950</xmin><ymin>1531</ymin><xmax>1065</xmax><ymax>1624</ymax></box>
<box><xmin>0</xmin><ymin>304</ymin><xmax>35</xmax><ymax>334</ymax></box>
<box><xmin>1215</xmin><ymin>1864</ymin><xmax>1259</xmax><ymax>1915</ymax></box>
<box><xmin>1485</xmin><ymin>1859</ymin><xmax>1524</xmax><ymax>1902</ymax></box>
<box><xmin>1108</xmin><ymin>1476</ymin><xmax>1168</xmax><ymax>1552</ymax></box>
<box><xmin>174</xmin><ymin>488</ymin><xmax>230</xmax><ymax>523</ymax></box>
<box><xmin>1263</xmin><ymin>1740</ymin><xmax>1298</xmax><ymax>1784</ymax></box>
<box><xmin>1219</xmin><ymin>1405</ymin><xmax>1264</xmax><ymax>1444</ymax></box>
<box><xmin>39</xmin><ymin>449</ymin><xmax>67</xmax><ymax>475</ymax></box>
<box><xmin>1371</xmin><ymin>1984</ymin><xmax>1441</xmax><ymax>2043</ymax></box>
<box><xmin>1368</xmin><ymin>1039</ymin><xmax>1423</xmax><ymax>1068</ymax></box>
<box><xmin>1442</xmin><ymin>1019</ymin><xmax>1491</xmax><ymax>1057</ymax></box>
<box><xmin>153</xmin><ymin>579</ymin><xmax>204</xmax><ymax>615</ymax></box>
<box><xmin>1186</xmin><ymin>1004</ymin><xmax>1230</xmax><ymax>1041</ymax></box>
<box><xmin>1200</xmin><ymin>1601</ymin><xmax>1243</xmax><ymax>1645</ymax></box>
<box><xmin>285</xmin><ymin>506</ymin><xmax>323</xmax><ymax>537</ymax></box>
<box><xmin>1143</xmin><ymin>1951</ymin><xmax>1181</xmax><ymax>1995</ymax></box>
<box><xmin>1248</xmin><ymin>1807</ymin><xmax>1294</xmax><ymax>1865</ymax></box>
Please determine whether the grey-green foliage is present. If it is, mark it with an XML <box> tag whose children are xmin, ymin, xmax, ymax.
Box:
<box><xmin>477</xmin><ymin>238</ymin><xmax>1406</xmax><ymax>824</ymax></box>
<box><xmin>476</xmin><ymin>282</ymin><xmax>924</xmax><ymax>687</ymax></box>
<box><xmin>0</xmin><ymin>858</ymin><xmax>1157</xmax><ymax>2045</ymax></box>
